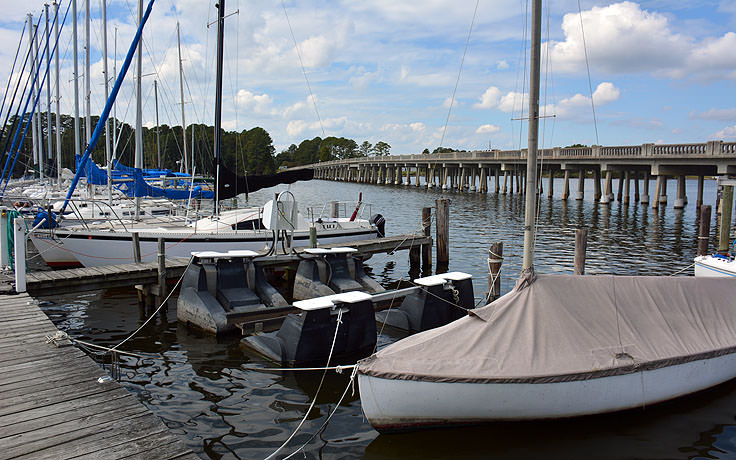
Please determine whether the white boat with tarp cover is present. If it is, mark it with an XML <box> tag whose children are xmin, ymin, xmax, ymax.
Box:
<box><xmin>357</xmin><ymin>273</ymin><xmax>736</xmax><ymax>430</ymax></box>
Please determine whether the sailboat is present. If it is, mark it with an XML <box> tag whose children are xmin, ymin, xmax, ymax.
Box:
<box><xmin>28</xmin><ymin>0</ymin><xmax>380</xmax><ymax>268</ymax></box>
<box><xmin>356</xmin><ymin>0</ymin><xmax>736</xmax><ymax>431</ymax></box>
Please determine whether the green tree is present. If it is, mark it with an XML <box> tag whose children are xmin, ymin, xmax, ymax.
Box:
<box><xmin>373</xmin><ymin>141</ymin><xmax>391</xmax><ymax>156</ymax></box>
<box><xmin>422</xmin><ymin>148</ymin><xmax>430</xmax><ymax>154</ymax></box>
<box><xmin>359</xmin><ymin>141</ymin><xmax>372</xmax><ymax>157</ymax></box>
<box><xmin>432</xmin><ymin>147</ymin><xmax>454</xmax><ymax>153</ymax></box>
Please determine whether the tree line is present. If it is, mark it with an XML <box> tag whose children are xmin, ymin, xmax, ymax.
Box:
<box><xmin>1</xmin><ymin>113</ymin><xmax>462</xmax><ymax>179</ymax></box>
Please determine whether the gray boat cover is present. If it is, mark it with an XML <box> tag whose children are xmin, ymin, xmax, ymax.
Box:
<box><xmin>358</xmin><ymin>272</ymin><xmax>736</xmax><ymax>383</ymax></box>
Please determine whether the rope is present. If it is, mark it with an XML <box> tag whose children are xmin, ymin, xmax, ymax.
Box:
<box><xmin>669</xmin><ymin>262</ymin><xmax>695</xmax><ymax>277</ymax></box>
<box><xmin>264</xmin><ymin>308</ymin><xmax>343</xmax><ymax>460</ymax></box>
<box><xmin>439</xmin><ymin>0</ymin><xmax>479</xmax><ymax>149</ymax></box>
<box><xmin>577</xmin><ymin>0</ymin><xmax>599</xmax><ymax>144</ymax></box>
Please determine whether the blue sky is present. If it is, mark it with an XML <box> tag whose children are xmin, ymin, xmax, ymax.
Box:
<box><xmin>0</xmin><ymin>0</ymin><xmax>735</xmax><ymax>156</ymax></box>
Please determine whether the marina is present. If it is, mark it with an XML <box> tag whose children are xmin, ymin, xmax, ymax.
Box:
<box><xmin>1</xmin><ymin>0</ymin><xmax>736</xmax><ymax>457</ymax></box>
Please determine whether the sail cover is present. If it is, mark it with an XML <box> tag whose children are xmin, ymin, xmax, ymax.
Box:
<box><xmin>216</xmin><ymin>165</ymin><xmax>314</xmax><ymax>200</ymax></box>
<box><xmin>358</xmin><ymin>273</ymin><xmax>736</xmax><ymax>384</ymax></box>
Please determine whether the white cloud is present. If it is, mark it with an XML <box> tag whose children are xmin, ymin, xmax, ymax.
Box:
<box><xmin>297</xmin><ymin>35</ymin><xmax>335</xmax><ymax>68</ymax></box>
<box><xmin>286</xmin><ymin>120</ymin><xmax>308</xmax><ymax>137</ymax></box>
<box><xmin>236</xmin><ymin>90</ymin><xmax>273</xmax><ymax>114</ymax></box>
<box><xmin>496</xmin><ymin>60</ymin><xmax>509</xmax><ymax>70</ymax></box>
<box><xmin>498</xmin><ymin>91</ymin><xmax>527</xmax><ymax>113</ymax></box>
<box><xmin>592</xmin><ymin>82</ymin><xmax>620</xmax><ymax>105</ymax></box>
<box><xmin>691</xmin><ymin>108</ymin><xmax>736</xmax><ymax>121</ymax></box>
<box><xmin>476</xmin><ymin>124</ymin><xmax>501</xmax><ymax>134</ymax></box>
<box><xmin>474</xmin><ymin>86</ymin><xmax>501</xmax><ymax>109</ymax></box>
<box><xmin>714</xmin><ymin>125</ymin><xmax>736</xmax><ymax>139</ymax></box>
<box><xmin>548</xmin><ymin>1</ymin><xmax>736</xmax><ymax>80</ymax></box>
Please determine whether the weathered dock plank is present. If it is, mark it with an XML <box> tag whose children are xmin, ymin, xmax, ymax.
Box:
<box><xmin>0</xmin><ymin>292</ymin><xmax>197</xmax><ymax>459</ymax></box>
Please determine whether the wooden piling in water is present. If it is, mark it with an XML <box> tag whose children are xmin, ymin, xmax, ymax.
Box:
<box><xmin>421</xmin><ymin>207</ymin><xmax>432</xmax><ymax>268</ymax></box>
<box><xmin>436</xmin><ymin>199</ymin><xmax>449</xmax><ymax>269</ymax></box>
<box><xmin>698</xmin><ymin>205</ymin><xmax>712</xmax><ymax>256</ymax></box>
<box><xmin>574</xmin><ymin>228</ymin><xmax>588</xmax><ymax>275</ymax></box>
<box><xmin>718</xmin><ymin>185</ymin><xmax>734</xmax><ymax>254</ymax></box>
<box><xmin>132</xmin><ymin>232</ymin><xmax>142</xmax><ymax>264</ymax></box>
<box><xmin>157</xmin><ymin>237</ymin><xmax>167</xmax><ymax>308</ymax></box>
<box><xmin>486</xmin><ymin>241</ymin><xmax>503</xmax><ymax>303</ymax></box>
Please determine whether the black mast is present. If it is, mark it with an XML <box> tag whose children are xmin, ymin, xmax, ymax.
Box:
<box><xmin>213</xmin><ymin>0</ymin><xmax>224</xmax><ymax>216</ymax></box>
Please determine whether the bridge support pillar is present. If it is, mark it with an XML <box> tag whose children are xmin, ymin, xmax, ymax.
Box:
<box><xmin>480</xmin><ymin>167</ymin><xmax>487</xmax><ymax>193</ymax></box>
<box><xmin>623</xmin><ymin>171</ymin><xmax>631</xmax><ymax>205</ymax></box>
<box><xmin>576</xmin><ymin>168</ymin><xmax>585</xmax><ymax>200</ymax></box>
<box><xmin>696</xmin><ymin>175</ymin><xmax>704</xmax><ymax>209</ymax></box>
<box><xmin>562</xmin><ymin>170</ymin><xmax>570</xmax><ymax>200</ymax></box>
<box><xmin>495</xmin><ymin>168</ymin><xmax>500</xmax><ymax>193</ymax></box>
<box><xmin>617</xmin><ymin>173</ymin><xmax>624</xmax><ymax>201</ymax></box>
<box><xmin>416</xmin><ymin>165</ymin><xmax>421</xmax><ymax>187</ymax></box>
<box><xmin>593</xmin><ymin>169</ymin><xmax>601</xmax><ymax>201</ymax></box>
<box><xmin>502</xmin><ymin>170</ymin><xmax>508</xmax><ymax>195</ymax></box>
<box><xmin>469</xmin><ymin>167</ymin><xmax>477</xmax><ymax>192</ymax></box>
<box><xmin>641</xmin><ymin>172</ymin><xmax>650</xmax><ymax>204</ymax></box>
<box><xmin>674</xmin><ymin>175</ymin><xmax>687</xmax><ymax>209</ymax></box>
<box><xmin>653</xmin><ymin>175</ymin><xmax>662</xmax><ymax>209</ymax></box>
<box><xmin>659</xmin><ymin>176</ymin><xmax>668</xmax><ymax>204</ymax></box>
<box><xmin>547</xmin><ymin>169</ymin><xmax>554</xmax><ymax>198</ymax></box>
<box><xmin>600</xmin><ymin>171</ymin><xmax>612</xmax><ymax>204</ymax></box>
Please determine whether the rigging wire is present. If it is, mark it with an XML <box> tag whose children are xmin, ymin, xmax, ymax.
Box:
<box><xmin>0</xmin><ymin>20</ymin><xmax>27</xmax><ymax>124</ymax></box>
<box><xmin>577</xmin><ymin>0</ymin><xmax>599</xmax><ymax>144</ymax></box>
<box><xmin>439</xmin><ymin>0</ymin><xmax>479</xmax><ymax>149</ymax></box>
<box><xmin>281</xmin><ymin>0</ymin><xmax>326</xmax><ymax>138</ymax></box>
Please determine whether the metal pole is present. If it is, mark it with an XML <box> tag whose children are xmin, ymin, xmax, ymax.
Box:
<box><xmin>28</xmin><ymin>14</ymin><xmax>39</xmax><ymax>172</ymax></box>
<box><xmin>85</xmin><ymin>0</ymin><xmax>91</xmax><ymax>147</ymax></box>
<box><xmin>154</xmin><ymin>80</ymin><xmax>160</xmax><ymax>169</ymax></box>
<box><xmin>135</xmin><ymin>0</ymin><xmax>143</xmax><ymax>220</ymax></box>
<box><xmin>45</xmin><ymin>5</ymin><xmax>52</xmax><ymax>182</ymax></box>
<box><xmin>13</xmin><ymin>217</ymin><xmax>26</xmax><ymax>293</ymax></box>
<box><xmin>102</xmin><ymin>0</ymin><xmax>112</xmax><ymax>204</ymax></box>
<box><xmin>522</xmin><ymin>0</ymin><xmax>541</xmax><ymax>272</ymax></box>
<box><xmin>72</xmin><ymin>0</ymin><xmax>80</xmax><ymax>161</ymax></box>
<box><xmin>54</xmin><ymin>1</ymin><xmax>62</xmax><ymax>185</ymax></box>
<box><xmin>35</xmin><ymin>23</ymin><xmax>43</xmax><ymax>181</ymax></box>
<box><xmin>213</xmin><ymin>0</ymin><xmax>225</xmax><ymax>217</ymax></box>
<box><xmin>177</xmin><ymin>22</ymin><xmax>189</xmax><ymax>175</ymax></box>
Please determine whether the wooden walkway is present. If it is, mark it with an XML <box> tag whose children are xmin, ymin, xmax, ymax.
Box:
<box><xmin>24</xmin><ymin>234</ymin><xmax>431</xmax><ymax>296</ymax></box>
<box><xmin>0</xmin><ymin>292</ymin><xmax>199</xmax><ymax>460</ymax></box>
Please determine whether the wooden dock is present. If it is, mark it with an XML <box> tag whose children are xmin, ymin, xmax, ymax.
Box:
<box><xmin>0</xmin><ymin>292</ymin><xmax>198</xmax><ymax>459</ymax></box>
<box><xmin>23</xmin><ymin>233</ymin><xmax>431</xmax><ymax>296</ymax></box>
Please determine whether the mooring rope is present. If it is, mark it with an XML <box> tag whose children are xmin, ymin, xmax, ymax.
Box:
<box><xmin>264</xmin><ymin>308</ymin><xmax>344</xmax><ymax>460</ymax></box>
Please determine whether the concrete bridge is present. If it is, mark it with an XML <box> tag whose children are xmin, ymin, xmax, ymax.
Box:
<box><xmin>308</xmin><ymin>141</ymin><xmax>736</xmax><ymax>209</ymax></box>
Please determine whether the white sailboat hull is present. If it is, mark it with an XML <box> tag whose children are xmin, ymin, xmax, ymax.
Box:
<box><xmin>358</xmin><ymin>351</ymin><xmax>736</xmax><ymax>431</ymax></box>
<box><xmin>30</xmin><ymin>226</ymin><xmax>377</xmax><ymax>267</ymax></box>
<box><xmin>694</xmin><ymin>255</ymin><xmax>736</xmax><ymax>277</ymax></box>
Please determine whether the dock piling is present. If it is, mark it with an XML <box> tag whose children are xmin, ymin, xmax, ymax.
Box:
<box><xmin>0</xmin><ymin>208</ymin><xmax>8</xmax><ymax>268</ymax></box>
<box><xmin>718</xmin><ymin>185</ymin><xmax>734</xmax><ymax>254</ymax></box>
<box><xmin>421</xmin><ymin>207</ymin><xmax>432</xmax><ymax>268</ymax></box>
<box><xmin>435</xmin><ymin>199</ymin><xmax>449</xmax><ymax>270</ymax></box>
<box><xmin>486</xmin><ymin>241</ymin><xmax>503</xmax><ymax>303</ymax></box>
<box><xmin>698</xmin><ymin>205</ymin><xmax>712</xmax><ymax>256</ymax></box>
<box><xmin>574</xmin><ymin>228</ymin><xmax>588</xmax><ymax>275</ymax></box>
<box><xmin>157</xmin><ymin>237</ymin><xmax>167</xmax><ymax>309</ymax></box>
<box><xmin>13</xmin><ymin>216</ymin><xmax>26</xmax><ymax>293</ymax></box>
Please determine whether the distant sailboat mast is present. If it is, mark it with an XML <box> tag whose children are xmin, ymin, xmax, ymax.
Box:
<box><xmin>213</xmin><ymin>0</ymin><xmax>225</xmax><ymax>217</ymax></box>
<box><xmin>72</xmin><ymin>0</ymin><xmax>81</xmax><ymax>163</ymax></box>
<box><xmin>45</xmin><ymin>4</ymin><xmax>52</xmax><ymax>182</ymax></box>
<box><xmin>177</xmin><ymin>22</ymin><xmax>189</xmax><ymax>175</ymax></box>
<box><xmin>102</xmin><ymin>0</ymin><xmax>112</xmax><ymax>203</ymax></box>
<box><xmin>135</xmin><ymin>0</ymin><xmax>143</xmax><ymax>220</ymax></box>
<box><xmin>28</xmin><ymin>14</ymin><xmax>39</xmax><ymax>174</ymax></box>
<box><xmin>54</xmin><ymin>1</ymin><xmax>61</xmax><ymax>186</ymax></box>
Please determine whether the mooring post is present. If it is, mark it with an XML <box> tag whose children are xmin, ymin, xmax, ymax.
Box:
<box><xmin>486</xmin><ymin>241</ymin><xmax>503</xmax><ymax>303</ymax></box>
<box><xmin>698</xmin><ymin>205</ymin><xmax>712</xmax><ymax>256</ymax></box>
<box><xmin>13</xmin><ymin>217</ymin><xmax>26</xmax><ymax>293</ymax></box>
<box><xmin>718</xmin><ymin>185</ymin><xmax>734</xmax><ymax>255</ymax></box>
<box><xmin>309</xmin><ymin>226</ymin><xmax>317</xmax><ymax>248</ymax></box>
<box><xmin>157</xmin><ymin>237</ymin><xmax>167</xmax><ymax>309</ymax></box>
<box><xmin>132</xmin><ymin>232</ymin><xmax>142</xmax><ymax>263</ymax></box>
<box><xmin>421</xmin><ymin>207</ymin><xmax>432</xmax><ymax>268</ymax></box>
<box><xmin>0</xmin><ymin>208</ymin><xmax>9</xmax><ymax>268</ymax></box>
<box><xmin>574</xmin><ymin>228</ymin><xmax>588</xmax><ymax>275</ymax></box>
<box><xmin>435</xmin><ymin>199</ymin><xmax>449</xmax><ymax>270</ymax></box>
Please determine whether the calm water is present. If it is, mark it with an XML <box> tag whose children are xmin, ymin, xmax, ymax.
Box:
<box><xmin>38</xmin><ymin>177</ymin><xmax>736</xmax><ymax>459</ymax></box>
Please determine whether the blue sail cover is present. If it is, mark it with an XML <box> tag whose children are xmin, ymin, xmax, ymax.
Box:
<box><xmin>113</xmin><ymin>159</ymin><xmax>190</xmax><ymax>179</ymax></box>
<box><xmin>116</xmin><ymin>167</ymin><xmax>214</xmax><ymax>200</ymax></box>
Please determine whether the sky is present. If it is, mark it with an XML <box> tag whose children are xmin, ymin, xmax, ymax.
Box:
<box><xmin>0</xmin><ymin>0</ymin><xmax>734</xmax><ymax>157</ymax></box>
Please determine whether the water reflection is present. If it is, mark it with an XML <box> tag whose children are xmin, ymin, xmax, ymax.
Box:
<box><xmin>38</xmin><ymin>177</ymin><xmax>729</xmax><ymax>459</ymax></box>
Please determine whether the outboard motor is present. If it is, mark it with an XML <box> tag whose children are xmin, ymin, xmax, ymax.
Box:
<box><xmin>241</xmin><ymin>291</ymin><xmax>377</xmax><ymax>366</ymax></box>
<box><xmin>376</xmin><ymin>272</ymin><xmax>474</xmax><ymax>333</ymax></box>
<box><xmin>293</xmin><ymin>247</ymin><xmax>377</xmax><ymax>300</ymax></box>
<box><xmin>370</xmin><ymin>213</ymin><xmax>386</xmax><ymax>237</ymax></box>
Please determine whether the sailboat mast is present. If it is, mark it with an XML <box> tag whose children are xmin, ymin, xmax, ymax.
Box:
<box><xmin>85</xmin><ymin>0</ymin><xmax>91</xmax><ymax>147</ymax></box>
<box><xmin>134</xmin><ymin>0</ymin><xmax>143</xmax><ymax>220</ymax></box>
<box><xmin>213</xmin><ymin>0</ymin><xmax>225</xmax><ymax>217</ymax></box>
<box><xmin>72</xmin><ymin>0</ymin><xmax>80</xmax><ymax>161</ymax></box>
<box><xmin>154</xmin><ymin>80</ymin><xmax>160</xmax><ymax>169</ymax></box>
<box><xmin>177</xmin><ymin>22</ymin><xmax>188</xmax><ymax>175</ymax></box>
<box><xmin>102</xmin><ymin>0</ymin><xmax>112</xmax><ymax>204</ymax></box>
<box><xmin>522</xmin><ymin>0</ymin><xmax>542</xmax><ymax>271</ymax></box>
<box><xmin>54</xmin><ymin>1</ymin><xmax>61</xmax><ymax>185</ymax></box>
<box><xmin>45</xmin><ymin>5</ymin><xmax>52</xmax><ymax>182</ymax></box>
<box><xmin>28</xmin><ymin>14</ymin><xmax>39</xmax><ymax>173</ymax></box>
<box><xmin>34</xmin><ymin>21</ymin><xmax>43</xmax><ymax>181</ymax></box>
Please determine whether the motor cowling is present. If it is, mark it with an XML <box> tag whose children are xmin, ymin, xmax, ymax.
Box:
<box><xmin>370</xmin><ymin>213</ymin><xmax>386</xmax><ymax>237</ymax></box>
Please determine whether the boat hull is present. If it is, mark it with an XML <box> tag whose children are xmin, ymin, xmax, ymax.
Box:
<box><xmin>30</xmin><ymin>227</ymin><xmax>378</xmax><ymax>267</ymax></box>
<box><xmin>358</xmin><ymin>351</ymin><xmax>736</xmax><ymax>431</ymax></box>
<box><xmin>694</xmin><ymin>255</ymin><xmax>736</xmax><ymax>277</ymax></box>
